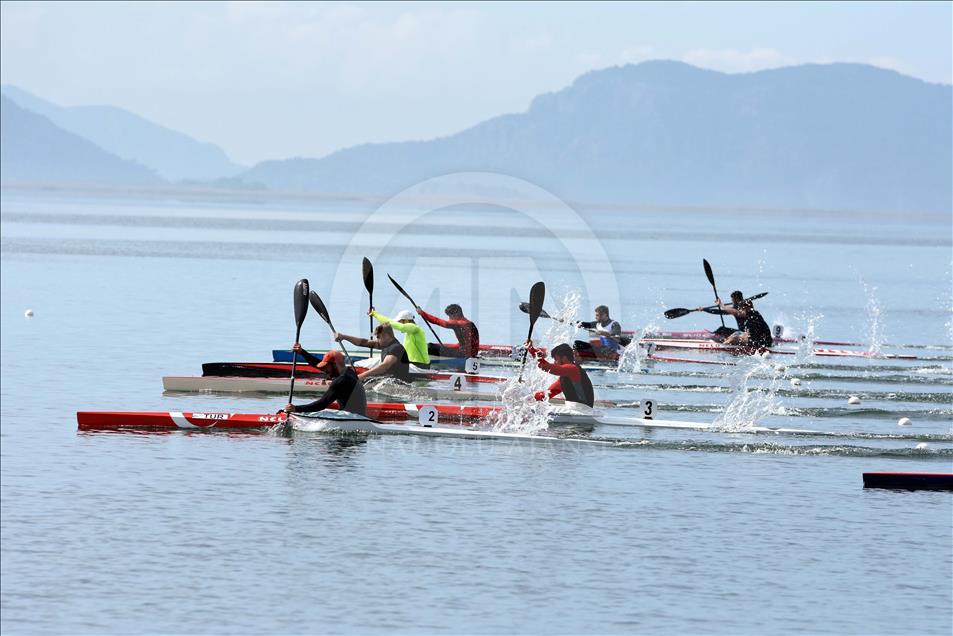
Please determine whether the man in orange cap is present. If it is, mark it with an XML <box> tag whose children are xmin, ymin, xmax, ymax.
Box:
<box><xmin>283</xmin><ymin>345</ymin><xmax>367</xmax><ymax>416</ymax></box>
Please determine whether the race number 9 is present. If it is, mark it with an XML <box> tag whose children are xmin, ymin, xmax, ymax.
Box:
<box><xmin>419</xmin><ymin>406</ymin><xmax>438</xmax><ymax>427</ymax></box>
<box><xmin>449</xmin><ymin>374</ymin><xmax>464</xmax><ymax>392</ymax></box>
<box><xmin>642</xmin><ymin>399</ymin><xmax>655</xmax><ymax>420</ymax></box>
<box><xmin>465</xmin><ymin>358</ymin><xmax>480</xmax><ymax>374</ymax></box>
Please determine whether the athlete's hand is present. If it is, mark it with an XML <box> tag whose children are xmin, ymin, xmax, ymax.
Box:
<box><xmin>367</xmin><ymin>307</ymin><xmax>374</xmax><ymax>316</ymax></box>
<box><xmin>415</xmin><ymin>305</ymin><xmax>423</xmax><ymax>314</ymax></box>
<box><xmin>283</xmin><ymin>404</ymin><xmax>296</xmax><ymax>413</ymax></box>
<box><xmin>533</xmin><ymin>391</ymin><xmax>545</xmax><ymax>401</ymax></box>
<box><xmin>333</xmin><ymin>332</ymin><xmax>343</xmax><ymax>342</ymax></box>
<box><xmin>292</xmin><ymin>343</ymin><xmax>302</xmax><ymax>352</ymax></box>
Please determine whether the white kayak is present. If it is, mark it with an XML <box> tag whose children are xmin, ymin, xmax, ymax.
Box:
<box><xmin>291</xmin><ymin>403</ymin><xmax>823</xmax><ymax>438</ymax></box>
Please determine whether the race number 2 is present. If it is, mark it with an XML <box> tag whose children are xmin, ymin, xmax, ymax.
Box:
<box><xmin>419</xmin><ymin>406</ymin><xmax>438</xmax><ymax>427</ymax></box>
<box><xmin>642</xmin><ymin>399</ymin><xmax>656</xmax><ymax>420</ymax></box>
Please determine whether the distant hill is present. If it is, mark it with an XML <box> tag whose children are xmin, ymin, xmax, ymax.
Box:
<box><xmin>1</xmin><ymin>85</ymin><xmax>243</xmax><ymax>182</ymax></box>
<box><xmin>1</xmin><ymin>95</ymin><xmax>163</xmax><ymax>185</ymax></box>
<box><xmin>243</xmin><ymin>61</ymin><xmax>952</xmax><ymax>213</ymax></box>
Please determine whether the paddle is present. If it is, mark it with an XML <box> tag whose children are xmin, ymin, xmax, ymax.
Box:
<box><xmin>308</xmin><ymin>290</ymin><xmax>356</xmax><ymax>370</ymax></box>
<box><xmin>363</xmin><ymin>257</ymin><xmax>374</xmax><ymax>358</ymax></box>
<box><xmin>703</xmin><ymin>258</ymin><xmax>726</xmax><ymax>329</ymax></box>
<box><xmin>387</xmin><ymin>273</ymin><xmax>444</xmax><ymax>346</ymax></box>
<box><xmin>282</xmin><ymin>278</ymin><xmax>309</xmax><ymax>427</ymax></box>
<box><xmin>518</xmin><ymin>281</ymin><xmax>546</xmax><ymax>382</ymax></box>
<box><xmin>664</xmin><ymin>292</ymin><xmax>769</xmax><ymax>320</ymax></box>
<box><xmin>518</xmin><ymin>302</ymin><xmax>559</xmax><ymax>322</ymax></box>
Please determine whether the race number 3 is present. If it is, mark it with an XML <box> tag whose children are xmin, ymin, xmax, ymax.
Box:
<box><xmin>449</xmin><ymin>374</ymin><xmax>464</xmax><ymax>392</ymax></box>
<box><xmin>642</xmin><ymin>399</ymin><xmax>656</xmax><ymax>420</ymax></box>
<box><xmin>465</xmin><ymin>358</ymin><xmax>480</xmax><ymax>374</ymax></box>
<box><xmin>419</xmin><ymin>406</ymin><xmax>438</xmax><ymax>427</ymax></box>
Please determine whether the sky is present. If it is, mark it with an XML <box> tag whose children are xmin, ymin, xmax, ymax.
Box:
<box><xmin>1</xmin><ymin>1</ymin><xmax>950</xmax><ymax>166</ymax></box>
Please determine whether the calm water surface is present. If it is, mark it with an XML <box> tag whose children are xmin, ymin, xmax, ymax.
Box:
<box><xmin>1</xmin><ymin>189</ymin><xmax>951</xmax><ymax>634</ymax></box>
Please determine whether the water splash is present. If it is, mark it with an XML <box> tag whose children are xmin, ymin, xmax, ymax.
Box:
<box><xmin>714</xmin><ymin>355</ymin><xmax>785</xmax><ymax>431</ymax></box>
<box><xmin>490</xmin><ymin>290</ymin><xmax>581</xmax><ymax>434</ymax></box>
<box><xmin>860</xmin><ymin>279</ymin><xmax>885</xmax><ymax>355</ymax></box>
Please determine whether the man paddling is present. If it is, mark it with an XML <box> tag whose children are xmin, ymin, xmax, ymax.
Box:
<box><xmin>525</xmin><ymin>341</ymin><xmax>595</xmax><ymax>407</ymax></box>
<box><xmin>704</xmin><ymin>291</ymin><xmax>774</xmax><ymax>350</ymax></box>
<box><xmin>416</xmin><ymin>303</ymin><xmax>480</xmax><ymax>359</ymax></box>
<box><xmin>574</xmin><ymin>305</ymin><xmax>628</xmax><ymax>357</ymax></box>
<box><xmin>283</xmin><ymin>348</ymin><xmax>367</xmax><ymax>416</ymax></box>
<box><xmin>335</xmin><ymin>324</ymin><xmax>413</xmax><ymax>382</ymax></box>
<box><xmin>370</xmin><ymin>308</ymin><xmax>430</xmax><ymax>368</ymax></box>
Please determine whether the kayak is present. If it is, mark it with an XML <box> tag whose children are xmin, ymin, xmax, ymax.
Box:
<box><xmin>77</xmin><ymin>403</ymin><xmax>503</xmax><ymax>431</ymax></box>
<box><xmin>272</xmin><ymin>345</ymin><xmax>515</xmax><ymax>365</ymax></box>
<box><xmin>640</xmin><ymin>339</ymin><xmax>918</xmax><ymax>360</ymax></box>
<box><xmin>862</xmin><ymin>472</ymin><xmax>953</xmax><ymax>491</ymax></box>
<box><xmin>200</xmin><ymin>362</ymin><xmax>506</xmax><ymax>383</ymax></box>
<box><xmin>76</xmin><ymin>404</ymin><xmax>821</xmax><ymax>436</ymax></box>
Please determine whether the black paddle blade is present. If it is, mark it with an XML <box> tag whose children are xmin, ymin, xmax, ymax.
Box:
<box><xmin>749</xmin><ymin>292</ymin><xmax>768</xmax><ymax>301</ymax></box>
<box><xmin>387</xmin><ymin>273</ymin><xmax>415</xmax><ymax>304</ymax></box>
<box><xmin>664</xmin><ymin>307</ymin><xmax>692</xmax><ymax>319</ymax></box>
<box><xmin>293</xmin><ymin>279</ymin><xmax>310</xmax><ymax>328</ymax></box>
<box><xmin>703</xmin><ymin>259</ymin><xmax>716</xmax><ymax>288</ymax></box>
<box><xmin>519</xmin><ymin>300</ymin><xmax>553</xmax><ymax>320</ymax></box>
<box><xmin>362</xmin><ymin>257</ymin><xmax>374</xmax><ymax>294</ymax></box>
<box><xmin>527</xmin><ymin>282</ymin><xmax>545</xmax><ymax>324</ymax></box>
<box><xmin>308</xmin><ymin>290</ymin><xmax>332</xmax><ymax>326</ymax></box>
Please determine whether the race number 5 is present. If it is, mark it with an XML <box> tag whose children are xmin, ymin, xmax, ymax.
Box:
<box><xmin>642</xmin><ymin>399</ymin><xmax>656</xmax><ymax>420</ymax></box>
<box><xmin>465</xmin><ymin>358</ymin><xmax>480</xmax><ymax>374</ymax></box>
<box><xmin>449</xmin><ymin>374</ymin><xmax>464</xmax><ymax>392</ymax></box>
<box><xmin>419</xmin><ymin>406</ymin><xmax>438</xmax><ymax>427</ymax></box>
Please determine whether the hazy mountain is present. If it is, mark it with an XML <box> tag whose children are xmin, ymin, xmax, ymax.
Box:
<box><xmin>1</xmin><ymin>95</ymin><xmax>163</xmax><ymax>185</ymax></box>
<box><xmin>243</xmin><ymin>61</ymin><xmax>952</xmax><ymax>213</ymax></box>
<box><xmin>1</xmin><ymin>84</ymin><xmax>243</xmax><ymax>181</ymax></box>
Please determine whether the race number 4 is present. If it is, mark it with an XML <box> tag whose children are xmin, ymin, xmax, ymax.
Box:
<box><xmin>419</xmin><ymin>406</ymin><xmax>438</xmax><ymax>427</ymax></box>
<box><xmin>449</xmin><ymin>374</ymin><xmax>464</xmax><ymax>392</ymax></box>
<box><xmin>642</xmin><ymin>399</ymin><xmax>656</xmax><ymax>420</ymax></box>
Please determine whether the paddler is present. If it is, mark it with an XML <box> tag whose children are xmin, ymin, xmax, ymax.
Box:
<box><xmin>574</xmin><ymin>305</ymin><xmax>629</xmax><ymax>356</ymax></box>
<box><xmin>705</xmin><ymin>291</ymin><xmax>774</xmax><ymax>349</ymax></box>
<box><xmin>525</xmin><ymin>341</ymin><xmax>595</xmax><ymax>407</ymax></box>
<box><xmin>416</xmin><ymin>303</ymin><xmax>480</xmax><ymax>359</ymax></box>
<box><xmin>283</xmin><ymin>348</ymin><xmax>367</xmax><ymax>416</ymax></box>
<box><xmin>369</xmin><ymin>307</ymin><xmax>430</xmax><ymax>368</ymax></box>
<box><xmin>334</xmin><ymin>324</ymin><xmax>413</xmax><ymax>382</ymax></box>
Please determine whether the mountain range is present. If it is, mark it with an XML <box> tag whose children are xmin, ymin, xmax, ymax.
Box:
<box><xmin>2</xmin><ymin>61</ymin><xmax>950</xmax><ymax>212</ymax></box>
<box><xmin>1</xmin><ymin>84</ymin><xmax>242</xmax><ymax>182</ymax></box>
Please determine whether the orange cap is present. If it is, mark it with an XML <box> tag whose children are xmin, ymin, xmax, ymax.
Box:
<box><xmin>315</xmin><ymin>349</ymin><xmax>344</xmax><ymax>370</ymax></box>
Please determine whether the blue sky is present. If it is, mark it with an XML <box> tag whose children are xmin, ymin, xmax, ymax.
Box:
<box><xmin>2</xmin><ymin>1</ymin><xmax>950</xmax><ymax>165</ymax></box>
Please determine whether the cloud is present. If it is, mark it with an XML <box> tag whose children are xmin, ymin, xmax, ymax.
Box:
<box><xmin>681</xmin><ymin>47</ymin><xmax>795</xmax><ymax>73</ymax></box>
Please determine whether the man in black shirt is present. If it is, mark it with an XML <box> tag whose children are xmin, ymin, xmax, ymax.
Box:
<box><xmin>335</xmin><ymin>324</ymin><xmax>412</xmax><ymax>382</ymax></box>
<box><xmin>283</xmin><ymin>348</ymin><xmax>367</xmax><ymax>416</ymax></box>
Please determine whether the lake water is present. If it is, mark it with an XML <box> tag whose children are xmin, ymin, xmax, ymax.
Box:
<box><xmin>1</xmin><ymin>185</ymin><xmax>951</xmax><ymax>634</ymax></box>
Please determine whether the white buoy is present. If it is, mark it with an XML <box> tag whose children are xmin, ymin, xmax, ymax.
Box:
<box><xmin>898</xmin><ymin>417</ymin><xmax>912</xmax><ymax>427</ymax></box>
<box><xmin>915</xmin><ymin>442</ymin><xmax>928</xmax><ymax>450</ymax></box>
<box><xmin>847</xmin><ymin>396</ymin><xmax>861</xmax><ymax>405</ymax></box>
<box><xmin>24</xmin><ymin>309</ymin><xmax>34</xmax><ymax>318</ymax></box>
<box><xmin>760</xmin><ymin>350</ymin><xmax>771</xmax><ymax>359</ymax></box>
<box><xmin>790</xmin><ymin>378</ymin><xmax>802</xmax><ymax>386</ymax></box>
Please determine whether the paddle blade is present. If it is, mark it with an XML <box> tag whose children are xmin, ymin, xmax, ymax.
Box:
<box><xmin>518</xmin><ymin>302</ymin><xmax>530</xmax><ymax>315</ymax></box>
<box><xmin>664</xmin><ymin>307</ymin><xmax>692</xmax><ymax>319</ymax></box>
<box><xmin>703</xmin><ymin>259</ymin><xmax>716</xmax><ymax>288</ymax></box>
<box><xmin>527</xmin><ymin>281</ymin><xmax>545</xmax><ymax>325</ymax></box>
<box><xmin>362</xmin><ymin>257</ymin><xmax>374</xmax><ymax>294</ymax></box>
<box><xmin>387</xmin><ymin>273</ymin><xmax>415</xmax><ymax>305</ymax></box>
<box><xmin>749</xmin><ymin>292</ymin><xmax>768</xmax><ymax>301</ymax></box>
<box><xmin>293</xmin><ymin>279</ymin><xmax>310</xmax><ymax>328</ymax></box>
<box><xmin>308</xmin><ymin>290</ymin><xmax>332</xmax><ymax>326</ymax></box>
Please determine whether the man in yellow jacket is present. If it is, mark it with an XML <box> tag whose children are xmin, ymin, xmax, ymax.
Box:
<box><xmin>369</xmin><ymin>308</ymin><xmax>431</xmax><ymax>368</ymax></box>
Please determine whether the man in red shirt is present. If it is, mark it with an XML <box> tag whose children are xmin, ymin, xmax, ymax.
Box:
<box><xmin>525</xmin><ymin>342</ymin><xmax>594</xmax><ymax>407</ymax></box>
<box><xmin>416</xmin><ymin>303</ymin><xmax>480</xmax><ymax>359</ymax></box>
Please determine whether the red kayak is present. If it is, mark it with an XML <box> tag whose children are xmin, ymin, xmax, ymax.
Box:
<box><xmin>77</xmin><ymin>402</ymin><xmax>503</xmax><ymax>431</ymax></box>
